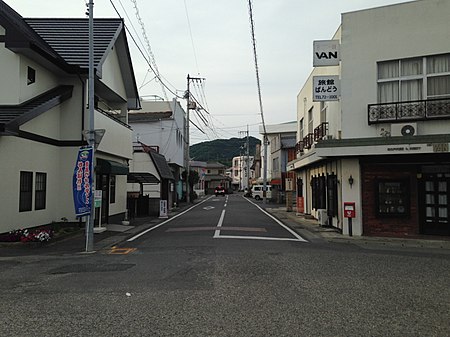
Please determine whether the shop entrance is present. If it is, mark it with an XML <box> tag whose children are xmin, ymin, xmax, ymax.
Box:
<box><xmin>419</xmin><ymin>172</ymin><xmax>450</xmax><ymax>235</ymax></box>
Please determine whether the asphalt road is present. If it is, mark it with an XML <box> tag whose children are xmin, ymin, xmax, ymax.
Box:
<box><xmin>0</xmin><ymin>194</ymin><xmax>449</xmax><ymax>337</ymax></box>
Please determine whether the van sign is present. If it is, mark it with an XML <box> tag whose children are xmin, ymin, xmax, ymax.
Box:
<box><xmin>313</xmin><ymin>40</ymin><xmax>340</xmax><ymax>66</ymax></box>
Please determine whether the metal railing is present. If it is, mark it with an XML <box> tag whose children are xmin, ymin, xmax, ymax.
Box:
<box><xmin>314</xmin><ymin>122</ymin><xmax>329</xmax><ymax>141</ymax></box>
<box><xmin>368</xmin><ymin>97</ymin><xmax>450</xmax><ymax>124</ymax></box>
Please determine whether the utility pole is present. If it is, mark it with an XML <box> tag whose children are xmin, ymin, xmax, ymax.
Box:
<box><xmin>246</xmin><ymin>125</ymin><xmax>250</xmax><ymax>190</ymax></box>
<box><xmin>86</xmin><ymin>0</ymin><xmax>95</xmax><ymax>252</ymax></box>
<box><xmin>185</xmin><ymin>74</ymin><xmax>205</xmax><ymax>203</ymax></box>
<box><xmin>263</xmin><ymin>135</ymin><xmax>268</xmax><ymax>203</ymax></box>
<box><xmin>239</xmin><ymin>128</ymin><xmax>250</xmax><ymax>191</ymax></box>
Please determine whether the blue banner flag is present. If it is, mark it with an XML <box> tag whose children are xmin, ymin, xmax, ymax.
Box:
<box><xmin>72</xmin><ymin>146</ymin><xmax>93</xmax><ymax>217</ymax></box>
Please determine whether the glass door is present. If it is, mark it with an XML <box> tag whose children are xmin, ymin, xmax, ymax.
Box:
<box><xmin>420</xmin><ymin>173</ymin><xmax>450</xmax><ymax>235</ymax></box>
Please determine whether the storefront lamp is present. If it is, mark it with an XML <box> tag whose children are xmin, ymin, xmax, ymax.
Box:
<box><xmin>348</xmin><ymin>175</ymin><xmax>354</xmax><ymax>188</ymax></box>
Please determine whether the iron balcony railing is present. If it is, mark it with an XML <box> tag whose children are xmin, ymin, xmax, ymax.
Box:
<box><xmin>368</xmin><ymin>97</ymin><xmax>450</xmax><ymax>124</ymax></box>
<box><xmin>314</xmin><ymin>122</ymin><xmax>329</xmax><ymax>141</ymax></box>
<box><xmin>295</xmin><ymin>140</ymin><xmax>304</xmax><ymax>154</ymax></box>
<box><xmin>303</xmin><ymin>133</ymin><xmax>314</xmax><ymax>149</ymax></box>
<box><xmin>297</xmin><ymin>123</ymin><xmax>330</xmax><ymax>153</ymax></box>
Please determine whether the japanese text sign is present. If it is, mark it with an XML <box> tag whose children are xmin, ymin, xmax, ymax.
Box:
<box><xmin>72</xmin><ymin>146</ymin><xmax>93</xmax><ymax>217</ymax></box>
<box><xmin>313</xmin><ymin>75</ymin><xmax>340</xmax><ymax>102</ymax></box>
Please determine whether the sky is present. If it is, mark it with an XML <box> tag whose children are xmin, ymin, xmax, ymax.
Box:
<box><xmin>5</xmin><ymin>0</ymin><xmax>412</xmax><ymax>144</ymax></box>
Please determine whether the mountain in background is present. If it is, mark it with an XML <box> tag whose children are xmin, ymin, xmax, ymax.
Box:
<box><xmin>190</xmin><ymin>137</ymin><xmax>261</xmax><ymax>168</ymax></box>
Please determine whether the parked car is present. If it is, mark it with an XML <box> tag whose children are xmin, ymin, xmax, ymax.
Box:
<box><xmin>214</xmin><ymin>186</ymin><xmax>226</xmax><ymax>196</ymax></box>
<box><xmin>251</xmin><ymin>185</ymin><xmax>272</xmax><ymax>200</ymax></box>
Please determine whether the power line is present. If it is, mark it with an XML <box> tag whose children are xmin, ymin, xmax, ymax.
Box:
<box><xmin>108</xmin><ymin>0</ymin><xmax>183</xmax><ymax>100</ymax></box>
<box><xmin>130</xmin><ymin>0</ymin><xmax>168</xmax><ymax>100</ymax></box>
<box><xmin>183</xmin><ymin>0</ymin><xmax>200</xmax><ymax>75</ymax></box>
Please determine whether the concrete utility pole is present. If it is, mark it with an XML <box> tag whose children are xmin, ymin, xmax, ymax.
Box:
<box><xmin>263</xmin><ymin>135</ymin><xmax>268</xmax><ymax>204</ymax></box>
<box><xmin>86</xmin><ymin>0</ymin><xmax>95</xmax><ymax>252</ymax></box>
<box><xmin>239</xmin><ymin>129</ymin><xmax>250</xmax><ymax>191</ymax></box>
<box><xmin>185</xmin><ymin>75</ymin><xmax>205</xmax><ymax>203</ymax></box>
<box><xmin>246</xmin><ymin>125</ymin><xmax>250</xmax><ymax>189</ymax></box>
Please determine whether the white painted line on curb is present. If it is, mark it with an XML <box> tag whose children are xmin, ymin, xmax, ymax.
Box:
<box><xmin>127</xmin><ymin>196</ymin><xmax>213</xmax><ymax>242</ymax></box>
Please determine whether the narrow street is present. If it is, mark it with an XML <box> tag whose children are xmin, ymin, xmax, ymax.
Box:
<box><xmin>1</xmin><ymin>195</ymin><xmax>449</xmax><ymax>337</ymax></box>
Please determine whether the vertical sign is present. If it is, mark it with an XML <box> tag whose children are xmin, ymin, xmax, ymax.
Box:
<box><xmin>72</xmin><ymin>146</ymin><xmax>93</xmax><ymax>217</ymax></box>
<box><xmin>159</xmin><ymin>200</ymin><xmax>168</xmax><ymax>219</ymax></box>
<box><xmin>313</xmin><ymin>75</ymin><xmax>340</xmax><ymax>101</ymax></box>
<box><xmin>313</xmin><ymin>40</ymin><xmax>340</xmax><ymax>67</ymax></box>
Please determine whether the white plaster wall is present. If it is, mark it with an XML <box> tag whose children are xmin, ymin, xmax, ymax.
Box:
<box><xmin>340</xmin><ymin>0</ymin><xmax>450</xmax><ymax>139</ymax></box>
<box><xmin>96</xmin><ymin>112</ymin><xmax>133</xmax><ymax>159</ymax></box>
<box><xmin>131</xmin><ymin>100</ymin><xmax>185</xmax><ymax>168</ymax></box>
<box><xmin>0</xmin><ymin>40</ymin><xmax>20</xmax><ymax>104</ymax></box>
<box><xmin>340</xmin><ymin>158</ymin><xmax>362</xmax><ymax>236</ymax></box>
<box><xmin>129</xmin><ymin>152</ymin><xmax>161</xmax><ymax>198</ymax></box>
<box><xmin>100</xmin><ymin>47</ymin><xmax>127</xmax><ymax>101</ymax></box>
<box><xmin>0</xmin><ymin>137</ymin><xmax>62</xmax><ymax>232</ymax></box>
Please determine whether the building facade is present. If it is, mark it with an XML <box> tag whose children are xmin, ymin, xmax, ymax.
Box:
<box><xmin>261</xmin><ymin>122</ymin><xmax>297</xmax><ymax>203</ymax></box>
<box><xmin>231</xmin><ymin>155</ymin><xmax>255</xmax><ymax>191</ymax></box>
<box><xmin>289</xmin><ymin>0</ymin><xmax>450</xmax><ymax>237</ymax></box>
<box><xmin>0</xmin><ymin>1</ymin><xmax>140</xmax><ymax>233</ymax></box>
<box><xmin>128</xmin><ymin>99</ymin><xmax>186</xmax><ymax>205</ymax></box>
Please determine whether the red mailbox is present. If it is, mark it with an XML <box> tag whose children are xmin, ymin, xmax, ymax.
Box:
<box><xmin>344</xmin><ymin>202</ymin><xmax>356</xmax><ymax>218</ymax></box>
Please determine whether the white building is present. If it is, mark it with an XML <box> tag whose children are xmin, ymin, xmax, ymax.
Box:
<box><xmin>128</xmin><ymin>99</ymin><xmax>186</xmax><ymax>203</ymax></box>
<box><xmin>0</xmin><ymin>1</ymin><xmax>140</xmax><ymax>233</ymax></box>
<box><xmin>289</xmin><ymin>0</ymin><xmax>450</xmax><ymax>237</ymax></box>
<box><xmin>231</xmin><ymin>155</ymin><xmax>255</xmax><ymax>191</ymax></box>
<box><xmin>260</xmin><ymin>122</ymin><xmax>297</xmax><ymax>203</ymax></box>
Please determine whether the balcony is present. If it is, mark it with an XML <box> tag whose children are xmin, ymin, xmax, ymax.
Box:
<box><xmin>303</xmin><ymin>133</ymin><xmax>314</xmax><ymax>149</ymax></box>
<box><xmin>295</xmin><ymin>140</ymin><xmax>304</xmax><ymax>154</ymax></box>
<box><xmin>314</xmin><ymin>122</ymin><xmax>329</xmax><ymax>141</ymax></box>
<box><xmin>368</xmin><ymin>97</ymin><xmax>450</xmax><ymax>124</ymax></box>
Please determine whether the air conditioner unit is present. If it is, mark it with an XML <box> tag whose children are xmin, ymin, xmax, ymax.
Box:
<box><xmin>317</xmin><ymin>209</ymin><xmax>328</xmax><ymax>226</ymax></box>
<box><xmin>391</xmin><ymin>123</ymin><xmax>417</xmax><ymax>137</ymax></box>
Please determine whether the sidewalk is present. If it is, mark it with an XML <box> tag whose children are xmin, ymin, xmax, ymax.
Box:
<box><xmin>266</xmin><ymin>206</ymin><xmax>450</xmax><ymax>251</ymax></box>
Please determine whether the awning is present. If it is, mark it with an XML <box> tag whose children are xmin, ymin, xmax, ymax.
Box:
<box><xmin>97</xmin><ymin>158</ymin><xmax>129</xmax><ymax>175</ymax></box>
<box><xmin>271</xmin><ymin>179</ymin><xmax>282</xmax><ymax>185</ymax></box>
<box><xmin>128</xmin><ymin>172</ymin><xmax>160</xmax><ymax>184</ymax></box>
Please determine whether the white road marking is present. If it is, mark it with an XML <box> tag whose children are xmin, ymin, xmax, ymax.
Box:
<box><xmin>214</xmin><ymin>197</ymin><xmax>308</xmax><ymax>242</ymax></box>
<box><xmin>213</xmin><ymin>209</ymin><xmax>226</xmax><ymax>238</ymax></box>
<box><xmin>235</xmin><ymin>196</ymin><xmax>308</xmax><ymax>242</ymax></box>
<box><xmin>215</xmin><ymin>235</ymin><xmax>302</xmax><ymax>242</ymax></box>
<box><xmin>203</xmin><ymin>206</ymin><xmax>215</xmax><ymax>210</ymax></box>
<box><xmin>127</xmin><ymin>196</ymin><xmax>213</xmax><ymax>242</ymax></box>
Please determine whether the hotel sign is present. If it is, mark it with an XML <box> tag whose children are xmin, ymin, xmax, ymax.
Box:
<box><xmin>313</xmin><ymin>40</ymin><xmax>340</xmax><ymax>66</ymax></box>
<box><xmin>313</xmin><ymin>75</ymin><xmax>340</xmax><ymax>101</ymax></box>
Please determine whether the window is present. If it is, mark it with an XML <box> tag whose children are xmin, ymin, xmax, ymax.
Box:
<box><xmin>272</xmin><ymin>157</ymin><xmax>279</xmax><ymax>173</ymax></box>
<box><xmin>308</xmin><ymin>107</ymin><xmax>314</xmax><ymax>133</ymax></box>
<box><xmin>110</xmin><ymin>175</ymin><xmax>116</xmax><ymax>204</ymax></box>
<box><xmin>376</xmin><ymin>179</ymin><xmax>409</xmax><ymax>216</ymax></box>
<box><xmin>19</xmin><ymin>171</ymin><xmax>33</xmax><ymax>212</ymax></box>
<box><xmin>311</xmin><ymin>175</ymin><xmax>326</xmax><ymax>210</ymax></box>
<box><xmin>320</xmin><ymin>102</ymin><xmax>327</xmax><ymax>123</ymax></box>
<box><xmin>35</xmin><ymin>172</ymin><xmax>47</xmax><ymax>210</ymax></box>
<box><xmin>377</xmin><ymin>54</ymin><xmax>450</xmax><ymax>103</ymax></box>
<box><xmin>299</xmin><ymin>118</ymin><xmax>304</xmax><ymax>140</ymax></box>
<box><xmin>27</xmin><ymin>66</ymin><xmax>35</xmax><ymax>85</ymax></box>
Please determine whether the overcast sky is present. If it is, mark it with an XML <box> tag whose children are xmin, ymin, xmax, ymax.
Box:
<box><xmin>5</xmin><ymin>0</ymin><xmax>412</xmax><ymax>144</ymax></box>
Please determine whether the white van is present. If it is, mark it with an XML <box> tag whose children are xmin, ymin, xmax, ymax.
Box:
<box><xmin>251</xmin><ymin>185</ymin><xmax>272</xmax><ymax>200</ymax></box>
